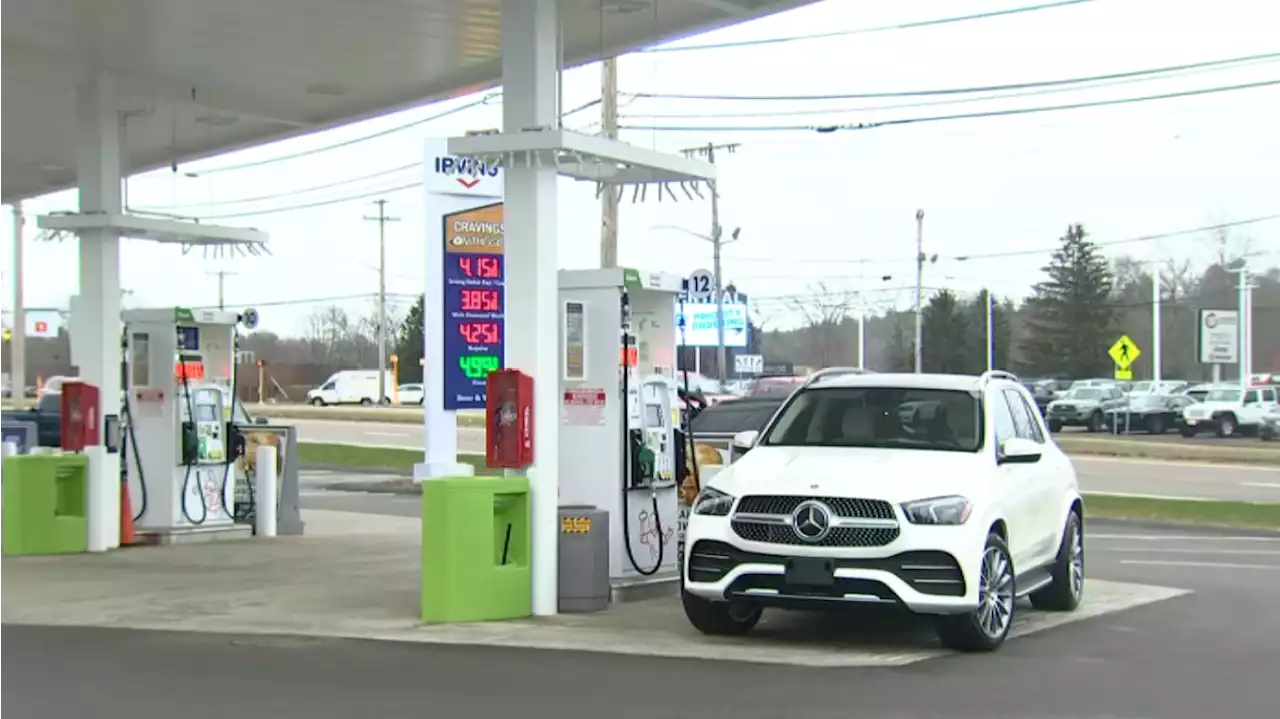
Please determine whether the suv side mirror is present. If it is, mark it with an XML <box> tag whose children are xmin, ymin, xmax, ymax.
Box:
<box><xmin>998</xmin><ymin>437</ymin><xmax>1042</xmax><ymax>465</ymax></box>
<box><xmin>732</xmin><ymin>430</ymin><xmax>759</xmax><ymax>451</ymax></box>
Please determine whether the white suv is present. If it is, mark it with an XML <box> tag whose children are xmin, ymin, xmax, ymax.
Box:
<box><xmin>682</xmin><ymin>371</ymin><xmax>1084</xmax><ymax>652</ymax></box>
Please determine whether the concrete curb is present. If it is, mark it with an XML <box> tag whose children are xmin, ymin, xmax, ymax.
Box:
<box><xmin>1084</xmin><ymin>516</ymin><xmax>1280</xmax><ymax>538</ymax></box>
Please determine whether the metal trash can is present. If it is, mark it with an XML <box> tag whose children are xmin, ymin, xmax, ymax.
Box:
<box><xmin>558</xmin><ymin>504</ymin><xmax>610</xmax><ymax>613</ymax></box>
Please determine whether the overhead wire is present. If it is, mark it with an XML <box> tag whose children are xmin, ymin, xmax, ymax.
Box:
<box><xmin>639</xmin><ymin>0</ymin><xmax>1096</xmax><ymax>53</ymax></box>
<box><xmin>189</xmin><ymin>97</ymin><xmax>495</xmax><ymax>175</ymax></box>
<box><xmin>625</xmin><ymin>52</ymin><xmax>1280</xmax><ymax>102</ymax></box>
<box><xmin>619</xmin><ymin>55</ymin><xmax>1280</xmax><ymax>120</ymax></box>
<box><xmin>619</xmin><ymin>78</ymin><xmax>1280</xmax><ymax>133</ymax></box>
<box><xmin>146</xmin><ymin>163</ymin><xmax>420</xmax><ymax>209</ymax></box>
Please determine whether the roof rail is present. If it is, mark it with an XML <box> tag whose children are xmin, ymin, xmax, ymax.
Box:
<box><xmin>979</xmin><ymin>370</ymin><xmax>1020</xmax><ymax>387</ymax></box>
<box><xmin>801</xmin><ymin>366</ymin><xmax>875</xmax><ymax>389</ymax></box>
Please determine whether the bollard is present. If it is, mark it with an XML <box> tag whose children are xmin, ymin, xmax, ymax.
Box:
<box><xmin>86</xmin><ymin>447</ymin><xmax>118</xmax><ymax>552</ymax></box>
<box><xmin>255</xmin><ymin>444</ymin><xmax>278</xmax><ymax>537</ymax></box>
<box><xmin>2</xmin><ymin>441</ymin><xmax>19</xmax><ymax>458</ymax></box>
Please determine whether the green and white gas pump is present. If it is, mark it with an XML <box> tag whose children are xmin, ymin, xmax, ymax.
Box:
<box><xmin>122</xmin><ymin>307</ymin><xmax>253</xmax><ymax>535</ymax></box>
<box><xmin>557</xmin><ymin>268</ymin><xmax>684</xmax><ymax>584</ymax></box>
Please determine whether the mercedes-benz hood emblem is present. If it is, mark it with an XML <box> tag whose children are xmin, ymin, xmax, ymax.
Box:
<box><xmin>791</xmin><ymin>500</ymin><xmax>833</xmax><ymax>542</ymax></box>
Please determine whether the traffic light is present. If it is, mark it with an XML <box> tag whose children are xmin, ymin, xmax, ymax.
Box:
<box><xmin>2</xmin><ymin>328</ymin><xmax>10</xmax><ymax>341</ymax></box>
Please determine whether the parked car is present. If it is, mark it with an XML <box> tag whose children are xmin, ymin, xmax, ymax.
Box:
<box><xmin>1045</xmin><ymin>386</ymin><xmax>1126</xmax><ymax>433</ymax></box>
<box><xmin>1180</xmin><ymin>384</ymin><xmax>1279</xmax><ymax>438</ymax></box>
<box><xmin>1101</xmin><ymin>393</ymin><xmax>1195</xmax><ymax>435</ymax></box>
<box><xmin>1260</xmin><ymin>406</ymin><xmax>1280</xmax><ymax>441</ymax></box>
<box><xmin>396</xmin><ymin>383</ymin><xmax>425</xmax><ymax>405</ymax></box>
<box><xmin>1125</xmin><ymin>380</ymin><xmax>1188</xmax><ymax>398</ymax></box>
<box><xmin>1022</xmin><ymin>381</ymin><xmax>1054</xmax><ymax>416</ymax></box>
<box><xmin>1183</xmin><ymin>383</ymin><xmax>1215</xmax><ymax>403</ymax></box>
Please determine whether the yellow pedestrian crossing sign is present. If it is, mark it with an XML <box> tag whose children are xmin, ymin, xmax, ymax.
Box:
<box><xmin>1108</xmin><ymin>334</ymin><xmax>1141</xmax><ymax>370</ymax></box>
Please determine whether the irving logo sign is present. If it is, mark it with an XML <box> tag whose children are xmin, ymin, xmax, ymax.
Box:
<box><xmin>433</xmin><ymin>156</ymin><xmax>500</xmax><ymax>189</ymax></box>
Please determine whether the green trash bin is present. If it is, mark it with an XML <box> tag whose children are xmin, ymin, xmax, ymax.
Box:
<box><xmin>421</xmin><ymin>476</ymin><xmax>531</xmax><ymax>623</ymax></box>
<box><xmin>2</xmin><ymin>454</ymin><xmax>89</xmax><ymax>556</ymax></box>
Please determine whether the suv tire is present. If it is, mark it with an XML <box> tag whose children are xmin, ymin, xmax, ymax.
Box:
<box><xmin>1215</xmin><ymin>414</ymin><xmax>1237</xmax><ymax>438</ymax></box>
<box><xmin>936</xmin><ymin>532</ymin><xmax>1016</xmax><ymax>653</ymax></box>
<box><xmin>1087</xmin><ymin>411</ymin><xmax>1103</xmax><ymax>433</ymax></box>
<box><xmin>310</xmin><ymin>397</ymin><xmax>326</xmax><ymax>407</ymax></box>
<box><xmin>681</xmin><ymin>590</ymin><xmax>761</xmax><ymax>636</ymax></box>
<box><xmin>1030</xmin><ymin>510</ymin><xmax>1084</xmax><ymax>612</ymax></box>
<box><xmin>1047</xmin><ymin>419</ymin><xmax>1063</xmax><ymax>433</ymax></box>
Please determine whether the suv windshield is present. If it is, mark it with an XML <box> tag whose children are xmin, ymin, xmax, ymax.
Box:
<box><xmin>760</xmin><ymin>387</ymin><xmax>982</xmax><ymax>453</ymax></box>
<box><xmin>1205</xmin><ymin>389</ymin><xmax>1243</xmax><ymax>403</ymax></box>
<box><xmin>1067</xmin><ymin>388</ymin><xmax>1104</xmax><ymax>400</ymax></box>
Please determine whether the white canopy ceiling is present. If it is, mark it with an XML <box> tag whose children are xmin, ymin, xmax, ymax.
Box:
<box><xmin>1</xmin><ymin>0</ymin><xmax>817</xmax><ymax>204</ymax></box>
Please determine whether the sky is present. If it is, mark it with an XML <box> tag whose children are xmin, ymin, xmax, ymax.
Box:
<box><xmin>3</xmin><ymin>0</ymin><xmax>1278</xmax><ymax>335</ymax></box>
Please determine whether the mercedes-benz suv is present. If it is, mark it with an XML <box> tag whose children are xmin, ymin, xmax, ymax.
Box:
<box><xmin>681</xmin><ymin>371</ymin><xmax>1084</xmax><ymax>652</ymax></box>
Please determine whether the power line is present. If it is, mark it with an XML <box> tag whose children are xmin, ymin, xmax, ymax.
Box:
<box><xmin>146</xmin><ymin>163</ymin><xmax>420</xmax><ymax>209</ymax></box>
<box><xmin>620</xmin><ymin>56</ymin><xmax>1280</xmax><ymax>120</ymax></box>
<box><xmin>626</xmin><ymin>52</ymin><xmax>1280</xmax><ymax>102</ymax></box>
<box><xmin>620</xmin><ymin>78</ymin><xmax>1280</xmax><ymax>133</ymax></box>
<box><xmin>195</xmin><ymin>181</ymin><xmax>423</xmax><ymax>220</ymax></box>
<box><xmin>640</xmin><ymin>0</ymin><xmax>1096</xmax><ymax>53</ymax></box>
<box><xmin>185</xmin><ymin>93</ymin><xmax>605</xmax><ymax>177</ymax></box>
<box><xmin>731</xmin><ymin>214</ymin><xmax>1280</xmax><ymax>267</ymax></box>
<box><xmin>190</xmin><ymin>97</ymin><xmax>493</xmax><ymax>175</ymax></box>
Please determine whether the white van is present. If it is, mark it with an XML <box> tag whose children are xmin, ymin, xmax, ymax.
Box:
<box><xmin>306</xmin><ymin>370</ymin><xmax>388</xmax><ymax>406</ymax></box>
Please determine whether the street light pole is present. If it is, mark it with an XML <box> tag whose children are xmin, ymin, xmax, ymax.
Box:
<box><xmin>1151</xmin><ymin>270</ymin><xmax>1162</xmax><ymax>384</ymax></box>
<box><xmin>914</xmin><ymin>209</ymin><xmax>925</xmax><ymax>373</ymax></box>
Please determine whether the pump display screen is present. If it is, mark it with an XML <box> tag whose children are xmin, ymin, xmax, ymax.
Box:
<box><xmin>176</xmin><ymin>326</ymin><xmax>200</xmax><ymax>351</ymax></box>
<box><xmin>442</xmin><ymin>202</ymin><xmax>505</xmax><ymax>410</ymax></box>
<box><xmin>195</xmin><ymin>404</ymin><xmax>217</xmax><ymax>422</ymax></box>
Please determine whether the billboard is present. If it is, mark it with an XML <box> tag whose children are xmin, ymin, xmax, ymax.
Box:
<box><xmin>675</xmin><ymin>302</ymin><xmax>749</xmax><ymax>348</ymax></box>
<box><xmin>1198</xmin><ymin>309</ymin><xmax>1239</xmax><ymax>364</ymax></box>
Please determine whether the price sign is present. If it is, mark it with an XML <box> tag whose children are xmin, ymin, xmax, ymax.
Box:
<box><xmin>442</xmin><ymin>202</ymin><xmax>506</xmax><ymax>410</ymax></box>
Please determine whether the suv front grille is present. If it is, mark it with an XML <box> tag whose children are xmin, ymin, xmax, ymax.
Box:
<box><xmin>735</xmin><ymin>495</ymin><xmax>896</xmax><ymax>520</ymax></box>
<box><xmin>730</xmin><ymin>521</ymin><xmax>899</xmax><ymax>548</ymax></box>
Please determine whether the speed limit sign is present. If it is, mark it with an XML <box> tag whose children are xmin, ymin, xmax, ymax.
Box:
<box><xmin>686</xmin><ymin>269</ymin><xmax>714</xmax><ymax>301</ymax></box>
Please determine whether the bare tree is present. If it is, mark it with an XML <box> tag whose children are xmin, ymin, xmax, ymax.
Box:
<box><xmin>787</xmin><ymin>282</ymin><xmax>856</xmax><ymax>368</ymax></box>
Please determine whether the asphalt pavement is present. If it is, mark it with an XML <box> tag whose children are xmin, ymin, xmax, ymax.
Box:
<box><xmin>6</xmin><ymin>515</ymin><xmax>1278</xmax><ymax>718</ymax></box>
<box><xmin>284</xmin><ymin>419</ymin><xmax>1280</xmax><ymax>501</ymax></box>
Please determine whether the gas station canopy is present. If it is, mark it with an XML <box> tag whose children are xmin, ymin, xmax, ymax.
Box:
<box><xmin>1</xmin><ymin>0</ymin><xmax>816</xmax><ymax>204</ymax></box>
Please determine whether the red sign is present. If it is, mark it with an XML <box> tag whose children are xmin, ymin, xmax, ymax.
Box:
<box><xmin>33</xmin><ymin>320</ymin><xmax>48</xmax><ymax>334</ymax></box>
<box><xmin>457</xmin><ymin>178</ymin><xmax>481</xmax><ymax>189</ymax></box>
<box><xmin>175</xmin><ymin>361</ymin><xmax>206</xmax><ymax>380</ymax></box>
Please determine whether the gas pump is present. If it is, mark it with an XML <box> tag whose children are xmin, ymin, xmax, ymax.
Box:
<box><xmin>558</xmin><ymin>268</ymin><xmax>684</xmax><ymax>584</ymax></box>
<box><xmin>121</xmin><ymin>307</ymin><xmax>249</xmax><ymax>536</ymax></box>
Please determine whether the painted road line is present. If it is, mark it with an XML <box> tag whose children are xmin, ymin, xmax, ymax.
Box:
<box><xmin>1074</xmin><ymin>456</ymin><xmax>1280</xmax><ymax>472</ymax></box>
<box><xmin>1097</xmin><ymin>547</ymin><xmax>1280</xmax><ymax>555</ymax></box>
<box><xmin>1089</xmin><ymin>534</ymin><xmax>1280</xmax><ymax>542</ymax></box>
<box><xmin>1120</xmin><ymin>559</ymin><xmax>1280</xmax><ymax>571</ymax></box>
<box><xmin>1242</xmin><ymin>482</ymin><xmax>1280</xmax><ymax>489</ymax></box>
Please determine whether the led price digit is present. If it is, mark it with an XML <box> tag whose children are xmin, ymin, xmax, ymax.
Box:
<box><xmin>459</xmin><ymin>322</ymin><xmax>501</xmax><ymax>345</ymax></box>
<box><xmin>458</xmin><ymin>354</ymin><xmax>500</xmax><ymax>379</ymax></box>
<box><xmin>456</xmin><ymin>255</ymin><xmax>502</xmax><ymax>279</ymax></box>
<box><xmin>461</xmin><ymin>289</ymin><xmax>501</xmax><ymax>312</ymax></box>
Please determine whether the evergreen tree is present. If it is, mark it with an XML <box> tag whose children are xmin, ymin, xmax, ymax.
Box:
<box><xmin>393</xmin><ymin>295</ymin><xmax>425</xmax><ymax>382</ymax></box>
<box><xmin>1021</xmin><ymin>224</ymin><xmax>1115</xmax><ymax>376</ymax></box>
<box><xmin>921</xmin><ymin>290</ymin><xmax>973</xmax><ymax>373</ymax></box>
<box><xmin>968</xmin><ymin>290</ymin><xmax>1014</xmax><ymax>372</ymax></box>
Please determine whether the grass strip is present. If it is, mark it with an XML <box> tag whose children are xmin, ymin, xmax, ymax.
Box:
<box><xmin>298</xmin><ymin>442</ymin><xmax>495</xmax><ymax>475</ymax></box>
<box><xmin>1082</xmin><ymin>493</ymin><xmax>1280</xmax><ymax>531</ymax></box>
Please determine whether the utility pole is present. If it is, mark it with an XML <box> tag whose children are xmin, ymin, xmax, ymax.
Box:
<box><xmin>364</xmin><ymin>199</ymin><xmax>401</xmax><ymax>404</ymax></box>
<box><xmin>985</xmin><ymin>288</ymin><xmax>994</xmax><ymax>372</ymax></box>
<box><xmin>208</xmin><ymin>270</ymin><xmax>237</xmax><ymax>310</ymax></box>
<box><xmin>10</xmin><ymin>203</ymin><xmax>26</xmax><ymax>401</ymax></box>
<box><xmin>681</xmin><ymin>141</ymin><xmax>740</xmax><ymax>390</ymax></box>
<box><xmin>914</xmin><ymin>209</ymin><xmax>925</xmax><ymax>374</ymax></box>
<box><xmin>599</xmin><ymin>57</ymin><xmax>620</xmax><ymax>268</ymax></box>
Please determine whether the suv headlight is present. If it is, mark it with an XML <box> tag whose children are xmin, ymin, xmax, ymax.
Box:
<box><xmin>901</xmin><ymin>496</ymin><xmax>972</xmax><ymax>525</ymax></box>
<box><xmin>693</xmin><ymin>487</ymin><xmax>735</xmax><ymax>516</ymax></box>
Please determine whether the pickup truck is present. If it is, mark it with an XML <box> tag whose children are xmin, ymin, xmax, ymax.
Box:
<box><xmin>1</xmin><ymin>390</ymin><xmax>266</xmax><ymax>449</ymax></box>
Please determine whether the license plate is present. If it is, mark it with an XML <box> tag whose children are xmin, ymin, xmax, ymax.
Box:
<box><xmin>784</xmin><ymin>557</ymin><xmax>835</xmax><ymax>587</ymax></box>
